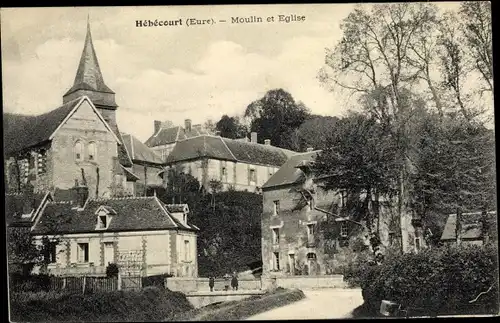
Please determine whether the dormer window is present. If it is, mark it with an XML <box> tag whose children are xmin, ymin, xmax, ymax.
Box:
<box><xmin>95</xmin><ymin>206</ymin><xmax>115</xmax><ymax>230</ymax></box>
<box><xmin>75</xmin><ymin>141</ymin><xmax>84</xmax><ymax>161</ymax></box>
<box><xmin>88</xmin><ymin>142</ymin><xmax>97</xmax><ymax>161</ymax></box>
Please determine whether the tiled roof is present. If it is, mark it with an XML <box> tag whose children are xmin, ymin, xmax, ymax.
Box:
<box><xmin>165</xmin><ymin>135</ymin><xmax>296</xmax><ymax>167</ymax></box>
<box><xmin>121</xmin><ymin>165</ymin><xmax>140</xmax><ymax>181</ymax></box>
<box><xmin>3</xmin><ymin>98</ymin><xmax>82</xmax><ymax>156</ymax></box>
<box><xmin>122</xmin><ymin>133</ymin><xmax>163</xmax><ymax>165</ymax></box>
<box><xmin>165</xmin><ymin>135</ymin><xmax>235</xmax><ymax>163</ymax></box>
<box><xmin>222</xmin><ymin>138</ymin><xmax>296</xmax><ymax>167</ymax></box>
<box><xmin>440</xmin><ymin>211</ymin><xmax>497</xmax><ymax>241</ymax></box>
<box><xmin>262</xmin><ymin>150</ymin><xmax>320</xmax><ymax>189</ymax></box>
<box><xmin>112</xmin><ymin>125</ymin><xmax>133</xmax><ymax>167</ymax></box>
<box><xmin>144</xmin><ymin>125</ymin><xmax>211</xmax><ymax>147</ymax></box>
<box><xmin>5</xmin><ymin>192</ymin><xmax>50</xmax><ymax>226</ymax></box>
<box><xmin>31</xmin><ymin>196</ymin><xmax>197</xmax><ymax>235</ymax></box>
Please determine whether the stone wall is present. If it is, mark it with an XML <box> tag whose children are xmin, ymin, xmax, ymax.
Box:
<box><xmin>51</xmin><ymin>100</ymin><xmax>119</xmax><ymax>199</ymax></box>
<box><xmin>165</xmin><ymin>277</ymin><xmax>262</xmax><ymax>293</ymax></box>
<box><xmin>267</xmin><ymin>275</ymin><xmax>347</xmax><ymax>290</ymax></box>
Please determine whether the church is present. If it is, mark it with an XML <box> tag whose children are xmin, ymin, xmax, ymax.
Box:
<box><xmin>5</xmin><ymin>20</ymin><xmax>198</xmax><ymax>278</ymax></box>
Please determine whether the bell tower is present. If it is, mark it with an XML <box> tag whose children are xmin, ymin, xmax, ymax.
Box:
<box><xmin>63</xmin><ymin>17</ymin><xmax>132</xmax><ymax>167</ymax></box>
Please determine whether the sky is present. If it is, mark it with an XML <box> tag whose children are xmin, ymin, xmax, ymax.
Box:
<box><xmin>1</xmin><ymin>3</ymin><xmax>476</xmax><ymax>142</ymax></box>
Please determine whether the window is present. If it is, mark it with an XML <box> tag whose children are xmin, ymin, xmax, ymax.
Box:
<box><xmin>340</xmin><ymin>190</ymin><xmax>347</xmax><ymax>207</ymax></box>
<box><xmin>273</xmin><ymin>200</ymin><xmax>280</xmax><ymax>216</ymax></box>
<box><xmin>249</xmin><ymin>168</ymin><xmax>256</xmax><ymax>184</ymax></box>
<box><xmin>97</xmin><ymin>215</ymin><xmax>108</xmax><ymax>229</ymax></box>
<box><xmin>307</xmin><ymin>224</ymin><xmax>315</xmax><ymax>239</ymax></box>
<box><xmin>272</xmin><ymin>228</ymin><xmax>280</xmax><ymax>244</ymax></box>
<box><xmin>184</xmin><ymin>240</ymin><xmax>190</xmax><ymax>261</ymax></box>
<box><xmin>37</xmin><ymin>150</ymin><xmax>47</xmax><ymax>175</ymax></box>
<box><xmin>21</xmin><ymin>158</ymin><xmax>29</xmax><ymax>183</ymax></box>
<box><xmin>88</xmin><ymin>142</ymin><xmax>97</xmax><ymax>161</ymax></box>
<box><xmin>415</xmin><ymin>238</ymin><xmax>421</xmax><ymax>251</ymax></box>
<box><xmin>273</xmin><ymin>252</ymin><xmax>280</xmax><ymax>270</ymax></box>
<box><xmin>307</xmin><ymin>252</ymin><xmax>317</xmax><ymax>260</ymax></box>
<box><xmin>45</xmin><ymin>242</ymin><xmax>57</xmax><ymax>264</ymax></box>
<box><xmin>74</xmin><ymin>141</ymin><xmax>84</xmax><ymax>161</ymax></box>
<box><xmin>340</xmin><ymin>221</ymin><xmax>348</xmax><ymax>238</ymax></box>
<box><xmin>77</xmin><ymin>243</ymin><xmax>89</xmax><ymax>263</ymax></box>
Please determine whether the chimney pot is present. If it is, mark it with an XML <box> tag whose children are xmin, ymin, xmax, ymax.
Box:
<box><xmin>307</xmin><ymin>147</ymin><xmax>314</xmax><ymax>152</ymax></box>
<box><xmin>154</xmin><ymin>120</ymin><xmax>162</xmax><ymax>134</ymax></box>
<box><xmin>185</xmin><ymin>119</ymin><xmax>192</xmax><ymax>132</ymax></box>
<box><xmin>251</xmin><ymin>132</ymin><xmax>258</xmax><ymax>143</ymax></box>
<box><xmin>264</xmin><ymin>139</ymin><xmax>271</xmax><ymax>145</ymax></box>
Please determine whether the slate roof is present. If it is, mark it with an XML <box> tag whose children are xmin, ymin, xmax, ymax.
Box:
<box><xmin>262</xmin><ymin>150</ymin><xmax>320</xmax><ymax>189</ymax></box>
<box><xmin>63</xmin><ymin>21</ymin><xmax>114</xmax><ymax>97</ymax></box>
<box><xmin>32</xmin><ymin>196</ymin><xmax>197</xmax><ymax>235</ymax></box>
<box><xmin>122</xmin><ymin>133</ymin><xmax>163</xmax><ymax>165</ymax></box>
<box><xmin>112</xmin><ymin>125</ymin><xmax>133</xmax><ymax>167</ymax></box>
<box><xmin>3</xmin><ymin>98</ymin><xmax>82</xmax><ymax>156</ymax></box>
<box><xmin>5</xmin><ymin>192</ymin><xmax>50</xmax><ymax>226</ymax></box>
<box><xmin>145</xmin><ymin>125</ymin><xmax>211</xmax><ymax>147</ymax></box>
<box><xmin>165</xmin><ymin>135</ymin><xmax>296</xmax><ymax>167</ymax></box>
<box><xmin>440</xmin><ymin>211</ymin><xmax>497</xmax><ymax>241</ymax></box>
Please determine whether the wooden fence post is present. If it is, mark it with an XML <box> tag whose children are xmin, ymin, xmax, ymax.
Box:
<box><xmin>117</xmin><ymin>272</ymin><xmax>122</xmax><ymax>291</ymax></box>
<box><xmin>82</xmin><ymin>276</ymin><xmax>87</xmax><ymax>295</ymax></box>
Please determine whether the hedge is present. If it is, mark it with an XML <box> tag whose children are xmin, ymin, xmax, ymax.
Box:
<box><xmin>9</xmin><ymin>286</ymin><xmax>193</xmax><ymax>322</ymax></box>
<box><xmin>349</xmin><ymin>244</ymin><xmax>499</xmax><ymax>316</ymax></box>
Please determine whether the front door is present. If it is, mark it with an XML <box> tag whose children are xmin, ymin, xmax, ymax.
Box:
<box><xmin>104</xmin><ymin>242</ymin><xmax>114</xmax><ymax>266</ymax></box>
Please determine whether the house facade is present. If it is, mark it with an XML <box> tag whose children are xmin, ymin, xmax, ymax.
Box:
<box><xmin>27</xmin><ymin>188</ymin><xmax>198</xmax><ymax>278</ymax></box>
<box><xmin>260</xmin><ymin>150</ymin><xmax>424</xmax><ymax>278</ymax></box>
<box><xmin>159</xmin><ymin>133</ymin><xmax>297</xmax><ymax>192</ymax></box>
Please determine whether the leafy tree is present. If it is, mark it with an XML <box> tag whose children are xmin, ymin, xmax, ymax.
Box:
<box><xmin>244</xmin><ymin>89</ymin><xmax>310</xmax><ymax>150</ymax></box>
<box><xmin>215</xmin><ymin>115</ymin><xmax>248</xmax><ymax>139</ymax></box>
<box><xmin>162</xmin><ymin>165</ymin><xmax>201</xmax><ymax>204</ymax></box>
<box><xmin>296</xmin><ymin>115</ymin><xmax>340</xmax><ymax>151</ymax></box>
<box><xmin>313</xmin><ymin>113</ymin><xmax>399</xmax><ymax>233</ymax></box>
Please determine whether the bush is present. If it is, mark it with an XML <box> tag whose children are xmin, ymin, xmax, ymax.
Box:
<box><xmin>359</xmin><ymin>244</ymin><xmax>499</xmax><ymax>316</ymax></box>
<box><xmin>106</xmin><ymin>263</ymin><xmax>119</xmax><ymax>278</ymax></box>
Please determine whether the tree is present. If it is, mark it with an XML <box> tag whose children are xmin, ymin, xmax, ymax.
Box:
<box><xmin>296</xmin><ymin>115</ymin><xmax>340</xmax><ymax>151</ymax></box>
<box><xmin>163</xmin><ymin>165</ymin><xmax>201</xmax><ymax>204</ymax></box>
<box><xmin>313</xmin><ymin>113</ymin><xmax>399</xmax><ymax>233</ymax></box>
<box><xmin>244</xmin><ymin>89</ymin><xmax>310</xmax><ymax>150</ymax></box>
<box><xmin>320</xmin><ymin>3</ymin><xmax>446</xmax><ymax>253</ymax></box>
<box><xmin>459</xmin><ymin>1</ymin><xmax>493</xmax><ymax>93</ymax></box>
<box><xmin>215</xmin><ymin>115</ymin><xmax>248</xmax><ymax>139</ymax></box>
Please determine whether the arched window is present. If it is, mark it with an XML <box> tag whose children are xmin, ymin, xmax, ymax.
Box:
<box><xmin>88</xmin><ymin>142</ymin><xmax>97</xmax><ymax>161</ymax></box>
<box><xmin>74</xmin><ymin>141</ymin><xmax>83</xmax><ymax>161</ymax></box>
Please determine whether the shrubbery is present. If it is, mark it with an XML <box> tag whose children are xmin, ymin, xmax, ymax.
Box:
<box><xmin>9</xmin><ymin>286</ymin><xmax>193</xmax><ymax>322</ymax></box>
<box><xmin>350</xmin><ymin>244</ymin><xmax>499</xmax><ymax>316</ymax></box>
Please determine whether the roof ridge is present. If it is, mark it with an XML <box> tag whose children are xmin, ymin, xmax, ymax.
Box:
<box><xmin>219</xmin><ymin>136</ymin><xmax>237</xmax><ymax>160</ymax></box>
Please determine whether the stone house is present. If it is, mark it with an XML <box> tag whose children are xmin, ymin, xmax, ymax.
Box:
<box><xmin>23</xmin><ymin>186</ymin><xmax>199</xmax><ymax>278</ymax></box>
<box><xmin>158</xmin><ymin>132</ymin><xmax>297</xmax><ymax>192</ymax></box>
<box><xmin>260</xmin><ymin>150</ymin><xmax>424</xmax><ymax>278</ymax></box>
<box><xmin>440</xmin><ymin>211</ymin><xmax>497</xmax><ymax>246</ymax></box>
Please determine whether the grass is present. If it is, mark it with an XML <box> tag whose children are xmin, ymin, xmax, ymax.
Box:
<box><xmin>9</xmin><ymin>286</ymin><xmax>193</xmax><ymax>322</ymax></box>
<box><xmin>174</xmin><ymin>287</ymin><xmax>306</xmax><ymax>321</ymax></box>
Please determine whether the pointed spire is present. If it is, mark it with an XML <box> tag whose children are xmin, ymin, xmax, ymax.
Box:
<box><xmin>63</xmin><ymin>17</ymin><xmax>116</xmax><ymax>107</ymax></box>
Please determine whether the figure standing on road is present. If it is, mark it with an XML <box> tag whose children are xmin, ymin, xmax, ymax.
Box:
<box><xmin>224</xmin><ymin>273</ymin><xmax>230</xmax><ymax>291</ymax></box>
<box><xmin>231</xmin><ymin>271</ymin><xmax>239</xmax><ymax>291</ymax></box>
<box><xmin>209</xmin><ymin>276</ymin><xmax>215</xmax><ymax>292</ymax></box>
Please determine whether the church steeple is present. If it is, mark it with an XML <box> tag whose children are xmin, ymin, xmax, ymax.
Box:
<box><xmin>63</xmin><ymin>17</ymin><xmax>117</xmax><ymax>110</ymax></box>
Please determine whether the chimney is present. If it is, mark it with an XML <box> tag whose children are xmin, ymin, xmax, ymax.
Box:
<box><xmin>75</xmin><ymin>185</ymin><xmax>89</xmax><ymax>208</ymax></box>
<box><xmin>251</xmin><ymin>132</ymin><xmax>258</xmax><ymax>143</ymax></box>
<box><xmin>264</xmin><ymin>139</ymin><xmax>271</xmax><ymax>146</ymax></box>
<box><xmin>154</xmin><ymin>120</ymin><xmax>162</xmax><ymax>134</ymax></box>
<box><xmin>215</xmin><ymin>130</ymin><xmax>221</xmax><ymax>136</ymax></box>
<box><xmin>307</xmin><ymin>147</ymin><xmax>314</xmax><ymax>152</ymax></box>
<box><xmin>185</xmin><ymin>119</ymin><xmax>192</xmax><ymax>132</ymax></box>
